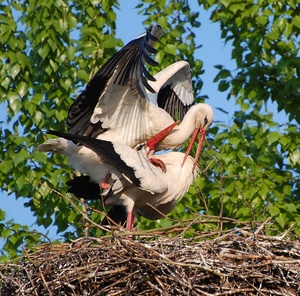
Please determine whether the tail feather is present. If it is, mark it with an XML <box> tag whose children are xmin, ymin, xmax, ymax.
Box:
<box><xmin>38</xmin><ymin>138</ymin><xmax>67</xmax><ymax>153</ymax></box>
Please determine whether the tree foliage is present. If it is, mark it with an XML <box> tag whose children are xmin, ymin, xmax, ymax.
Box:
<box><xmin>0</xmin><ymin>0</ymin><xmax>299</xmax><ymax>261</ymax></box>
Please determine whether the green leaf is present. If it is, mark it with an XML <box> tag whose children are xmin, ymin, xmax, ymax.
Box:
<box><xmin>229</xmin><ymin>137</ymin><xmax>241</xmax><ymax>147</ymax></box>
<box><xmin>267</xmin><ymin>132</ymin><xmax>279</xmax><ymax>145</ymax></box>
<box><xmin>16</xmin><ymin>81</ymin><xmax>28</xmax><ymax>98</ymax></box>
<box><xmin>157</xmin><ymin>15</ymin><xmax>168</xmax><ymax>28</ymax></box>
<box><xmin>269</xmin><ymin>206</ymin><xmax>280</xmax><ymax>217</ymax></box>
<box><xmin>286</xmin><ymin>204</ymin><xmax>297</xmax><ymax>213</ymax></box>
<box><xmin>10</xmin><ymin>63</ymin><xmax>21</xmax><ymax>79</ymax></box>
<box><xmin>256</xmin><ymin>15</ymin><xmax>268</xmax><ymax>26</ymax></box>
<box><xmin>218</xmin><ymin>69</ymin><xmax>231</xmax><ymax>79</ymax></box>
<box><xmin>292</xmin><ymin>15</ymin><xmax>300</xmax><ymax>29</ymax></box>
<box><xmin>164</xmin><ymin>44</ymin><xmax>177</xmax><ymax>55</ymax></box>
<box><xmin>1</xmin><ymin>228</ymin><xmax>11</xmax><ymax>239</ymax></box>
<box><xmin>1</xmin><ymin>76</ymin><xmax>11</xmax><ymax>89</ymax></box>
<box><xmin>38</xmin><ymin>44</ymin><xmax>50</xmax><ymax>59</ymax></box>
<box><xmin>86</xmin><ymin>7</ymin><xmax>95</xmax><ymax>18</ymax></box>
<box><xmin>0</xmin><ymin>210</ymin><xmax>5</xmax><ymax>220</ymax></box>
<box><xmin>279</xmin><ymin>136</ymin><xmax>290</xmax><ymax>149</ymax></box>
<box><xmin>13</xmin><ymin>150</ymin><xmax>29</xmax><ymax>166</ymax></box>
<box><xmin>289</xmin><ymin>150</ymin><xmax>300</xmax><ymax>166</ymax></box>
<box><xmin>276</xmin><ymin>213</ymin><xmax>286</xmax><ymax>229</ymax></box>
<box><xmin>7</xmin><ymin>92</ymin><xmax>21</xmax><ymax>113</ymax></box>
<box><xmin>218</xmin><ymin>80</ymin><xmax>230</xmax><ymax>92</ymax></box>
<box><xmin>220</xmin><ymin>0</ymin><xmax>231</xmax><ymax>8</ymax></box>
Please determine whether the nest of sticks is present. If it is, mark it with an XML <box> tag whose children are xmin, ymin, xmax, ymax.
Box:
<box><xmin>1</xmin><ymin>219</ymin><xmax>300</xmax><ymax>296</ymax></box>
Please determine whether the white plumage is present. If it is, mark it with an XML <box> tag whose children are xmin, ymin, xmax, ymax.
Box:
<box><xmin>38</xmin><ymin>25</ymin><xmax>215</xmax><ymax>230</ymax></box>
<box><xmin>45</xmin><ymin>130</ymin><xmax>198</xmax><ymax>229</ymax></box>
<box><xmin>38</xmin><ymin>25</ymin><xmax>213</xmax><ymax>187</ymax></box>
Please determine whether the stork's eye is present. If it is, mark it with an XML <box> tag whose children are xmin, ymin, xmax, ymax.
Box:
<box><xmin>136</xmin><ymin>143</ymin><xmax>145</xmax><ymax>151</ymax></box>
<box><xmin>204</xmin><ymin>116</ymin><xmax>208</xmax><ymax>126</ymax></box>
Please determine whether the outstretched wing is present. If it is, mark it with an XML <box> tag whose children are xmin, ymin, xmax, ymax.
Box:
<box><xmin>150</xmin><ymin>61</ymin><xmax>194</xmax><ymax>122</ymax></box>
<box><xmin>67</xmin><ymin>25</ymin><xmax>163</xmax><ymax>138</ymax></box>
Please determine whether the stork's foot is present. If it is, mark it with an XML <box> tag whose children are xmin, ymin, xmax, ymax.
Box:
<box><xmin>149</xmin><ymin>157</ymin><xmax>167</xmax><ymax>173</ymax></box>
<box><xmin>101</xmin><ymin>182</ymin><xmax>110</xmax><ymax>190</ymax></box>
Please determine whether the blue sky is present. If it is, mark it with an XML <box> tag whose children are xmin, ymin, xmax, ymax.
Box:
<box><xmin>0</xmin><ymin>1</ymin><xmax>290</xmax><ymax>244</ymax></box>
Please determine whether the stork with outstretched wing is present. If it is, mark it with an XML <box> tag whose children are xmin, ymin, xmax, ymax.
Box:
<box><xmin>38</xmin><ymin>25</ymin><xmax>214</xmax><ymax>189</ymax></box>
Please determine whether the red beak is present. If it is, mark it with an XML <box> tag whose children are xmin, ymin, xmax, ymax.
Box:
<box><xmin>182</xmin><ymin>126</ymin><xmax>206</xmax><ymax>170</ymax></box>
<box><xmin>146</xmin><ymin>121</ymin><xmax>179</xmax><ymax>154</ymax></box>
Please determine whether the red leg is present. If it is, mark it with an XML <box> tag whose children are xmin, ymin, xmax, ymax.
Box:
<box><xmin>126</xmin><ymin>212</ymin><xmax>135</xmax><ymax>230</ymax></box>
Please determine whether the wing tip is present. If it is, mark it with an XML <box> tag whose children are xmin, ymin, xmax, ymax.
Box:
<box><xmin>147</xmin><ymin>25</ymin><xmax>163</xmax><ymax>42</ymax></box>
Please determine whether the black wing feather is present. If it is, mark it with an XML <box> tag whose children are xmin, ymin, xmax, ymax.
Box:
<box><xmin>157</xmin><ymin>85</ymin><xmax>192</xmax><ymax>122</ymax></box>
<box><xmin>101</xmin><ymin>205</ymin><xmax>128</xmax><ymax>227</ymax></box>
<box><xmin>66</xmin><ymin>176</ymin><xmax>101</xmax><ymax>200</ymax></box>
<box><xmin>67</xmin><ymin>25</ymin><xmax>163</xmax><ymax>137</ymax></box>
<box><xmin>47</xmin><ymin>130</ymin><xmax>141</xmax><ymax>187</ymax></box>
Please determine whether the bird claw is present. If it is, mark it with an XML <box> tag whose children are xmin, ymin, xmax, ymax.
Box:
<box><xmin>101</xmin><ymin>172</ymin><xmax>114</xmax><ymax>194</ymax></box>
<box><xmin>101</xmin><ymin>182</ymin><xmax>111</xmax><ymax>190</ymax></box>
<box><xmin>149</xmin><ymin>157</ymin><xmax>167</xmax><ymax>173</ymax></box>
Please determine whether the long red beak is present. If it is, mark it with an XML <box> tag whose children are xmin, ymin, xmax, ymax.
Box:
<box><xmin>146</xmin><ymin>121</ymin><xmax>179</xmax><ymax>153</ymax></box>
<box><xmin>182</xmin><ymin>126</ymin><xmax>206</xmax><ymax>170</ymax></box>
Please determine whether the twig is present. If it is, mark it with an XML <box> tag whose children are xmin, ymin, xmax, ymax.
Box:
<box><xmin>39</xmin><ymin>267</ymin><xmax>53</xmax><ymax>296</ymax></box>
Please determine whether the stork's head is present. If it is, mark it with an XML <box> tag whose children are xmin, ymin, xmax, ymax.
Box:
<box><xmin>194</xmin><ymin>103</ymin><xmax>214</xmax><ymax>131</ymax></box>
<box><xmin>182</xmin><ymin>103</ymin><xmax>214</xmax><ymax>170</ymax></box>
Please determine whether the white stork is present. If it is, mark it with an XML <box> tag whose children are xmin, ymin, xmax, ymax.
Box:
<box><xmin>46</xmin><ymin>128</ymin><xmax>198</xmax><ymax>230</ymax></box>
<box><xmin>38</xmin><ymin>25</ymin><xmax>213</xmax><ymax>190</ymax></box>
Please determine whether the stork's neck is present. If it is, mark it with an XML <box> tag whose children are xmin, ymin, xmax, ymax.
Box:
<box><xmin>161</xmin><ymin>105</ymin><xmax>199</xmax><ymax>149</ymax></box>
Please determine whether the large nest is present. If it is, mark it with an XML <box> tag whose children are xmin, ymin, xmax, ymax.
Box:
<box><xmin>1</xmin><ymin>221</ymin><xmax>300</xmax><ymax>296</ymax></box>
